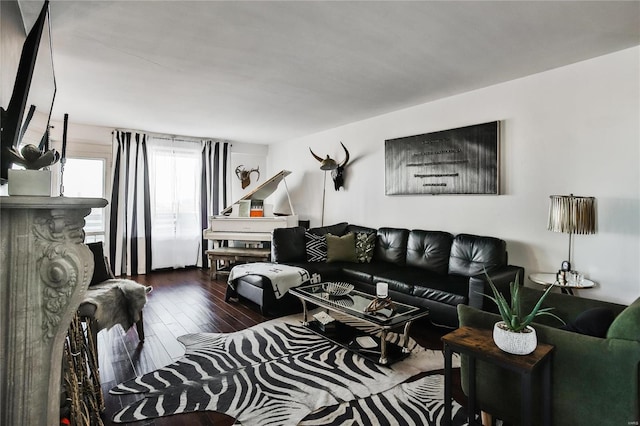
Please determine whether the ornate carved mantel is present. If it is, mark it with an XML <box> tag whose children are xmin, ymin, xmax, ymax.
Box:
<box><xmin>0</xmin><ymin>195</ymin><xmax>108</xmax><ymax>426</ymax></box>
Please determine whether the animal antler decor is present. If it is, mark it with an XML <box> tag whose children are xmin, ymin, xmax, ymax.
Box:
<box><xmin>235</xmin><ymin>165</ymin><xmax>260</xmax><ymax>189</ymax></box>
<box><xmin>309</xmin><ymin>142</ymin><xmax>350</xmax><ymax>191</ymax></box>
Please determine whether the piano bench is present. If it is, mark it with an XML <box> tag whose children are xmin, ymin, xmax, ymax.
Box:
<box><xmin>206</xmin><ymin>247</ymin><xmax>271</xmax><ymax>280</ymax></box>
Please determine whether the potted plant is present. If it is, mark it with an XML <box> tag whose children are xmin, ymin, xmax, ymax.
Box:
<box><xmin>484</xmin><ymin>274</ymin><xmax>564</xmax><ymax>355</ymax></box>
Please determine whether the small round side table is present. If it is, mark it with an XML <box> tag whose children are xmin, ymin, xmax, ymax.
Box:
<box><xmin>528</xmin><ymin>272</ymin><xmax>596</xmax><ymax>296</ymax></box>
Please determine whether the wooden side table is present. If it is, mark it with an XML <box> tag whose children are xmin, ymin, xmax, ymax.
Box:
<box><xmin>442</xmin><ymin>326</ymin><xmax>554</xmax><ymax>426</ymax></box>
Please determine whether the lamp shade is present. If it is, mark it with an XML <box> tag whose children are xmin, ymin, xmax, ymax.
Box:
<box><xmin>547</xmin><ymin>195</ymin><xmax>596</xmax><ymax>235</ymax></box>
<box><xmin>319</xmin><ymin>157</ymin><xmax>338</xmax><ymax>171</ymax></box>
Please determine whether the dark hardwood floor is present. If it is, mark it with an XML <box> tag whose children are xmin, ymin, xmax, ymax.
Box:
<box><xmin>97</xmin><ymin>268</ymin><xmax>463</xmax><ymax>425</ymax></box>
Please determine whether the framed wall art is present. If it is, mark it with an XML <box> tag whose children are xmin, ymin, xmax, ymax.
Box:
<box><xmin>385</xmin><ymin>121</ymin><xmax>500</xmax><ymax>195</ymax></box>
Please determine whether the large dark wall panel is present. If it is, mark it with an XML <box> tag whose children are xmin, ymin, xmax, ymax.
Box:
<box><xmin>385</xmin><ymin>121</ymin><xmax>499</xmax><ymax>195</ymax></box>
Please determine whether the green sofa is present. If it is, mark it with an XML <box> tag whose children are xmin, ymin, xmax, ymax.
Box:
<box><xmin>457</xmin><ymin>286</ymin><xmax>640</xmax><ymax>425</ymax></box>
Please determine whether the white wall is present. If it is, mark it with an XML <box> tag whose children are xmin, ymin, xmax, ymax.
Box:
<box><xmin>267</xmin><ymin>47</ymin><xmax>640</xmax><ymax>305</ymax></box>
<box><xmin>228</xmin><ymin>143</ymin><xmax>269</xmax><ymax>204</ymax></box>
<box><xmin>48</xmin><ymin>121</ymin><xmax>113</xmax><ymax>158</ymax></box>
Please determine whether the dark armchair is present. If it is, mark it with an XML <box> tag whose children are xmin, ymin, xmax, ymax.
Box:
<box><xmin>457</xmin><ymin>286</ymin><xmax>640</xmax><ymax>425</ymax></box>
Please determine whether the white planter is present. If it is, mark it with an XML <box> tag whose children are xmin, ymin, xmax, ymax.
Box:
<box><xmin>8</xmin><ymin>169</ymin><xmax>52</xmax><ymax>196</ymax></box>
<box><xmin>492</xmin><ymin>321</ymin><xmax>537</xmax><ymax>355</ymax></box>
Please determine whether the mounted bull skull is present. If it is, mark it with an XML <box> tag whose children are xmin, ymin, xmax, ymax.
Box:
<box><xmin>235</xmin><ymin>165</ymin><xmax>260</xmax><ymax>189</ymax></box>
<box><xmin>309</xmin><ymin>142</ymin><xmax>350</xmax><ymax>191</ymax></box>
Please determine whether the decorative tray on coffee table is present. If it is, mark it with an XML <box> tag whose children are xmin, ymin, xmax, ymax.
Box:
<box><xmin>322</xmin><ymin>282</ymin><xmax>354</xmax><ymax>296</ymax></box>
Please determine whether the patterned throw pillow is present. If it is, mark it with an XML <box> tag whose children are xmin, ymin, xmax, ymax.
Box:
<box><xmin>355</xmin><ymin>232</ymin><xmax>376</xmax><ymax>263</ymax></box>
<box><xmin>305</xmin><ymin>231</ymin><xmax>327</xmax><ymax>262</ymax></box>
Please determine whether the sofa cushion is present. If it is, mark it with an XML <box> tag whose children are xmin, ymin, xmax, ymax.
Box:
<box><xmin>371</xmin><ymin>271</ymin><xmax>415</xmax><ymax>295</ymax></box>
<box><xmin>339</xmin><ymin>261</ymin><xmax>402</xmax><ymax>285</ymax></box>
<box><xmin>87</xmin><ymin>242</ymin><xmax>114</xmax><ymax>286</ymax></box>
<box><xmin>355</xmin><ymin>231</ymin><xmax>376</xmax><ymax>263</ymax></box>
<box><xmin>308</xmin><ymin>222</ymin><xmax>349</xmax><ymax>237</ymax></box>
<box><xmin>561</xmin><ymin>307</ymin><xmax>616</xmax><ymax>337</ymax></box>
<box><xmin>271</xmin><ymin>226</ymin><xmax>306</xmax><ymax>263</ymax></box>
<box><xmin>339</xmin><ymin>263</ymin><xmax>375</xmax><ymax>284</ymax></box>
<box><xmin>406</xmin><ymin>230</ymin><xmax>453</xmax><ymax>274</ymax></box>
<box><xmin>283</xmin><ymin>261</ymin><xmax>343</xmax><ymax>282</ymax></box>
<box><xmin>607</xmin><ymin>297</ymin><xmax>640</xmax><ymax>341</ymax></box>
<box><xmin>448</xmin><ymin>233</ymin><xmax>507</xmax><ymax>276</ymax></box>
<box><xmin>304</xmin><ymin>231</ymin><xmax>327</xmax><ymax>262</ymax></box>
<box><xmin>367</xmin><ymin>266</ymin><xmax>468</xmax><ymax>306</ymax></box>
<box><xmin>412</xmin><ymin>274</ymin><xmax>469</xmax><ymax>306</ymax></box>
<box><xmin>373</xmin><ymin>228</ymin><xmax>409</xmax><ymax>266</ymax></box>
<box><xmin>326</xmin><ymin>232</ymin><xmax>357</xmax><ymax>263</ymax></box>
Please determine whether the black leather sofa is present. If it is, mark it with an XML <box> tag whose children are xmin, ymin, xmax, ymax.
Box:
<box><xmin>230</xmin><ymin>222</ymin><xmax>524</xmax><ymax>327</ymax></box>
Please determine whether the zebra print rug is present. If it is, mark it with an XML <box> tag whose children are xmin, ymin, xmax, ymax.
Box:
<box><xmin>110</xmin><ymin>314</ymin><xmax>467</xmax><ymax>425</ymax></box>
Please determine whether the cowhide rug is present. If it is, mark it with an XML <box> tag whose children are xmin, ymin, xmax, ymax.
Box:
<box><xmin>82</xmin><ymin>279</ymin><xmax>150</xmax><ymax>331</ymax></box>
<box><xmin>110</xmin><ymin>313</ymin><xmax>467</xmax><ymax>425</ymax></box>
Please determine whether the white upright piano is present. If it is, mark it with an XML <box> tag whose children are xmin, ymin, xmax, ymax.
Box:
<box><xmin>203</xmin><ymin>170</ymin><xmax>298</xmax><ymax>278</ymax></box>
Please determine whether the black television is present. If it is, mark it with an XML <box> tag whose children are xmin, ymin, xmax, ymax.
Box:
<box><xmin>0</xmin><ymin>0</ymin><xmax>56</xmax><ymax>184</ymax></box>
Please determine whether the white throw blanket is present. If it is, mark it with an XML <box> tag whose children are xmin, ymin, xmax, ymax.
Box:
<box><xmin>228</xmin><ymin>262</ymin><xmax>319</xmax><ymax>299</ymax></box>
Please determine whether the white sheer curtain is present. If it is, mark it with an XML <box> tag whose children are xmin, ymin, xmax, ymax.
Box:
<box><xmin>147</xmin><ymin>136</ymin><xmax>202</xmax><ymax>269</ymax></box>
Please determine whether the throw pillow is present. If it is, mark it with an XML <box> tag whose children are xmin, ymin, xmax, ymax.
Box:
<box><xmin>304</xmin><ymin>231</ymin><xmax>327</xmax><ymax>262</ymax></box>
<box><xmin>272</xmin><ymin>226</ymin><xmax>306</xmax><ymax>262</ymax></box>
<box><xmin>355</xmin><ymin>231</ymin><xmax>376</xmax><ymax>263</ymax></box>
<box><xmin>560</xmin><ymin>307</ymin><xmax>615</xmax><ymax>338</ymax></box>
<box><xmin>326</xmin><ymin>232</ymin><xmax>357</xmax><ymax>263</ymax></box>
<box><xmin>606</xmin><ymin>299</ymin><xmax>640</xmax><ymax>341</ymax></box>
<box><xmin>87</xmin><ymin>242</ymin><xmax>114</xmax><ymax>286</ymax></box>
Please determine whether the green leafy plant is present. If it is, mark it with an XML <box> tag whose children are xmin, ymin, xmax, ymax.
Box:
<box><xmin>483</xmin><ymin>274</ymin><xmax>565</xmax><ymax>332</ymax></box>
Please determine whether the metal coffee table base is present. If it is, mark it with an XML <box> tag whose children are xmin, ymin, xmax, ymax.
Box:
<box><xmin>298</xmin><ymin>298</ymin><xmax>424</xmax><ymax>366</ymax></box>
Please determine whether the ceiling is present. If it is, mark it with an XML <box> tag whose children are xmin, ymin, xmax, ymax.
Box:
<box><xmin>19</xmin><ymin>1</ymin><xmax>640</xmax><ymax>145</ymax></box>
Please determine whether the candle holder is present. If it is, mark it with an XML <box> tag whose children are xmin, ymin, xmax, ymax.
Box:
<box><xmin>376</xmin><ymin>281</ymin><xmax>389</xmax><ymax>299</ymax></box>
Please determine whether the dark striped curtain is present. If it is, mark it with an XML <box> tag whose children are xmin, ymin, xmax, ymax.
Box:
<box><xmin>109</xmin><ymin>130</ymin><xmax>152</xmax><ymax>275</ymax></box>
<box><xmin>200</xmin><ymin>140</ymin><xmax>229</xmax><ymax>267</ymax></box>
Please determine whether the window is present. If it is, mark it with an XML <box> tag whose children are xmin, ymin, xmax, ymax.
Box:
<box><xmin>148</xmin><ymin>139</ymin><xmax>202</xmax><ymax>269</ymax></box>
<box><xmin>63</xmin><ymin>157</ymin><xmax>106</xmax><ymax>242</ymax></box>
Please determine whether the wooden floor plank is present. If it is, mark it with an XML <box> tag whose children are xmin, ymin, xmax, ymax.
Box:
<box><xmin>139</xmin><ymin>333</ymin><xmax>174</xmax><ymax>367</ymax></box>
<box><xmin>173</xmin><ymin>310</ymin><xmax>204</xmax><ymax>334</ymax></box>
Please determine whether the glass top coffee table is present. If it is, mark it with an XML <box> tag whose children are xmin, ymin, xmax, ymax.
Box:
<box><xmin>289</xmin><ymin>282</ymin><xmax>429</xmax><ymax>365</ymax></box>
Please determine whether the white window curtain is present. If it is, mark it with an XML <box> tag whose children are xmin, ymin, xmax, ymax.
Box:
<box><xmin>147</xmin><ymin>136</ymin><xmax>202</xmax><ymax>269</ymax></box>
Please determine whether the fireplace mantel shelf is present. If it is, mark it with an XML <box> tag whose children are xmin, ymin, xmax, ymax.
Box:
<box><xmin>0</xmin><ymin>195</ymin><xmax>108</xmax><ymax>209</ymax></box>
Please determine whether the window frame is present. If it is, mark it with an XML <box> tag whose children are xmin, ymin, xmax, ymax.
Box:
<box><xmin>58</xmin><ymin>145</ymin><xmax>111</xmax><ymax>243</ymax></box>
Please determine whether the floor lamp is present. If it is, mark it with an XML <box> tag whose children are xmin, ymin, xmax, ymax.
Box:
<box><xmin>547</xmin><ymin>194</ymin><xmax>596</xmax><ymax>276</ymax></box>
<box><xmin>316</xmin><ymin>156</ymin><xmax>337</xmax><ymax>226</ymax></box>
